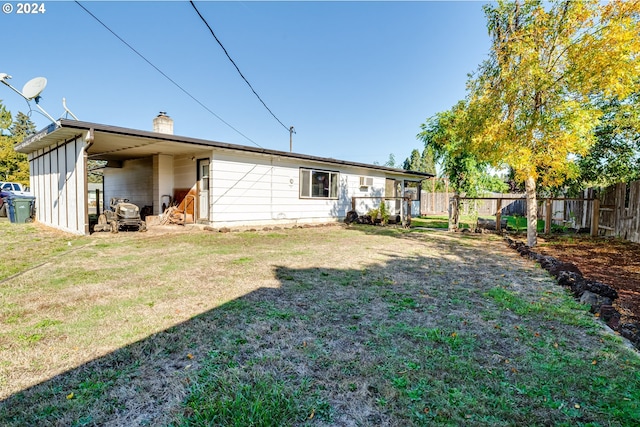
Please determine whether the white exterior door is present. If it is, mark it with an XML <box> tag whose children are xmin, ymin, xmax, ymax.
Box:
<box><xmin>198</xmin><ymin>159</ymin><xmax>210</xmax><ymax>222</ymax></box>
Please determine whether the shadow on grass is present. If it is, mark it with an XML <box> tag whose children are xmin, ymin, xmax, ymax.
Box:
<box><xmin>1</xmin><ymin>232</ymin><xmax>639</xmax><ymax>426</ymax></box>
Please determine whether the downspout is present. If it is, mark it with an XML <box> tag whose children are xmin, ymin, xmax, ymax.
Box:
<box><xmin>83</xmin><ymin>128</ymin><xmax>94</xmax><ymax>235</ymax></box>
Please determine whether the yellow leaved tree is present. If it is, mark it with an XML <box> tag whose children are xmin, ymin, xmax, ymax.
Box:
<box><xmin>463</xmin><ymin>0</ymin><xmax>640</xmax><ymax>246</ymax></box>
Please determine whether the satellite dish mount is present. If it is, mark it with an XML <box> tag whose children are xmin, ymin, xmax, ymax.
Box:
<box><xmin>0</xmin><ymin>73</ymin><xmax>76</xmax><ymax>126</ymax></box>
<box><xmin>21</xmin><ymin>77</ymin><xmax>47</xmax><ymax>102</ymax></box>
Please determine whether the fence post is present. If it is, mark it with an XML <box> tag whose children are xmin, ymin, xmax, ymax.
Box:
<box><xmin>591</xmin><ymin>198</ymin><xmax>600</xmax><ymax>237</ymax></box>
<box><xmin>351</xmin><ymin>197</ymin><xmax>356</xmax><ymax>212</ymax></box>
<box><xmin>496</xmin><ymin>198</ymin><xmax>502</xmax><ymax>232</ymax></box>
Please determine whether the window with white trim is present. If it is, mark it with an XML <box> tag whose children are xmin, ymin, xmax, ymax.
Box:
<box><xmin>300</xmin><ymin>168</ymin><xmax>339</xmax><ymax>198</ymax></box>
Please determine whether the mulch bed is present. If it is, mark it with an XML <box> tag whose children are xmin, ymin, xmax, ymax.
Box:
<box><xmin>535</xmin><ymin>236</ymin><xmax>640</xmax><ymax>325</ymax></box>
<box><xmin>505</xmin><ymin>233</ymin><xmax>640</xmax><ymax>349</ymax></box>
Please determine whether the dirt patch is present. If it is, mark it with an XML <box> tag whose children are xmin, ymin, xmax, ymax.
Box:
<box><xmin>536</xmin><ymin>235</ymin><xmax>640</xmax><ymax>324</ymax></box>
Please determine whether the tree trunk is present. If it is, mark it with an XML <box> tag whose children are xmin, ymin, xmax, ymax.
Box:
<box><xmin>449</xmin><ymin>194</ymin><xmax>459</xmax><ymax>232</ymax></box>
<box><xmin>525</xmin><ymin>176</ymin><xmax>537</xmax><ymax>247</ymax></box>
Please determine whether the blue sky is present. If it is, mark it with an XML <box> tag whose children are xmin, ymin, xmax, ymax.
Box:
<box><xmin>1</xmin><ymin>1</ymin><xmax>491</xmax><ymax>166</ymax></box>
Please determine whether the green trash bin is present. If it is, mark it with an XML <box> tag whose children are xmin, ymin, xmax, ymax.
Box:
<box><xmin>13</xmin><ymin>197</ymin><xmax>35</xmax><ymax>223</ymax></box>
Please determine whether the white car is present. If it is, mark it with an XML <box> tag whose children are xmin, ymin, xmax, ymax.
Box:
<box><xmin>0</xmin><ymin>181</ymin><xmax>32</xmax><ymax>197</ymax></box>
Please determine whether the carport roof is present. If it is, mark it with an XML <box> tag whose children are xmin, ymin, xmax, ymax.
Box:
<box><xmin>15</xmin><ymin>119</ymin><xmax>433</xmax><ymax>179</ymax></box>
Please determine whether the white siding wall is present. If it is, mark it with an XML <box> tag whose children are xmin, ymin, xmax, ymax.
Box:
<box><xmin>173</xmin><ymin>154</ymin><xmax>198</xmax><ymax>189</ymax></box>
<box><xmin>103</xmin><ymin>157</ymin><xmax>153</xmax><ymax>210</ymax></box>
<box><xmin>349</xmin><ymin>176</ymin><xmax>387</xmax><ymax>215</ymax></box>
<box><xmin>23</xmin><ymin>133</ymin><xmax>420</xmax><ymax>234</ymax></box>
<box><xmin>208</xmin><ymin>151</ymin><xmax>387</xmax><ymax>227</ymax></box>
<box><xmin>27</xmin><ymin>137</ymin><xmax>87</xmax><ymax>235</ymax></box>
<box><xmin>153</xmin><ymin>154</ymin><xmax>174</xmax><ymax>214</ymax></box>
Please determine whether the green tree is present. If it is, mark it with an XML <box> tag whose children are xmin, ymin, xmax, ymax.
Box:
<box><xmin>9</xmin><ymin>112</ymin><xmax>36</xmax><ymax>140</ymax></box>
<box><xmin>459</xmin><ymin>0</ymin><xmax>640</xmax><ymax>246</ymax></box>
<box><xmin>0</xmin><ymin>103</ymin><xmax>30</xmax><ymax>183</ymax></box>
<box><xmin>418</xmin><ymin>104</ymin><xmax>504</xmax><ymax>197</ymax></box>
<box><xmin>421</xmin><ymin>146</ymin><xmax>437</xmax><ymax>176</ymax></box>
<box><xmin>384</xmin><ymin>153</ymin><xmax>396</xmax><ymax>168</ymax></box>
<box><xmin>575</xmin><ymin>91</ymin><xmax>640</xmax><ymax>188</ymax></box>
<box><xmin>403</xmin><ymin>147</ymin><xmax>438</xmax><ymax>176</ymax></box>
<box><xmin>403</xmin><ymin>149</ymin><xmax>422</xmax><ymax>171</ymax></box>
<box><xmin>0</xmin><ymin>101</ymin><xmax>11</xmax><ymax>132</ymax></box>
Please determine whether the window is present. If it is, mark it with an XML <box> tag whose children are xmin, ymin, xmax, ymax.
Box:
<box><xmin>300</xmin><ymin>168</ymin><xmax>339</xmax><ymax>198</ymax></box>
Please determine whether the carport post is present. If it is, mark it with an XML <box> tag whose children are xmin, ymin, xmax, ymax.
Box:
<box><xmin>83</xmin><ymin>136</ymin><xmax>93</xmax><ymax>236</ymax></box>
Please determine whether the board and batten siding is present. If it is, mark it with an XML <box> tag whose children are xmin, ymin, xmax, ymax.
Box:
<box><xmin>27</xmin><ymin>137</ymin><xmax>87</xmax><ymax>235</ymax></box>
<box><xmin>208</xmin><ymin>151</ymin><xmax>385</xmax><ymax>227</ymax></box>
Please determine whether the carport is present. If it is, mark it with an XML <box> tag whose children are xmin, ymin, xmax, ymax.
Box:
<box><xmin>15</xmin><ymin>118</ymin><xmax>214</xmax><ymax>235</ymax></box>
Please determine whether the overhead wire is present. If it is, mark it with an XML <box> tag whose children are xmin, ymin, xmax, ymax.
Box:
<box><xmin>189</xmin><ymin>1</ymin><xmax>290</xmax><ymax>133</ymax></box>
<box><xmin>74</xmin><ymin>1</ymin><xmax>263</xmax><ymax>149</ymax></box>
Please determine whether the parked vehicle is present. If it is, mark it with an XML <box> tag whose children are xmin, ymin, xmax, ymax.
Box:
<box><xmin>94</xmin><ymin>197</ymin><xmax>146</xmax><ymax>233</ymax></box>
<box><xmin>0</xmin><ymin>181</ymin><xmax>32</xmax><ymax>197</ymax></box>
<box><xmin>0</xmin><ymin>190</ymin><xmax>10</xmax><ymax>217</ymax></box>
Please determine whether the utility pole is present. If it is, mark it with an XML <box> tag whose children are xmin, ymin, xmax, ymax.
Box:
<box><xmin>289</xmin><ymin>126</ymin><xmax>296</xmax><ymax>152</ymax></box>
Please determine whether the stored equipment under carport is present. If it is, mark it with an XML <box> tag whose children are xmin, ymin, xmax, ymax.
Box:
<box><xmin>94</xmin><ymin>198</ymin><xmax>147</xmax><ymax>233</ymax></box>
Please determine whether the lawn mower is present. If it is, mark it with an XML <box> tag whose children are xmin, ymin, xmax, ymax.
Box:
<box><xmin>94</xmin><ymin>197</ymin><xmax>146</xmax><ymax>233</ymax></box>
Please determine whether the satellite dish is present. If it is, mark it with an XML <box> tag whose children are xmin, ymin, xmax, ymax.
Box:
<box><xmin>21</xmin><ymin>77</ymin><xmax>47</xmax><ymax>101</ymax></box>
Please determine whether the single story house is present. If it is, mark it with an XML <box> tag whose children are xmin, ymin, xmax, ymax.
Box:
<box><xmin>15</xmin><ymin>114</ymin><xmax>432</xmax><ymax>235</ymax></box>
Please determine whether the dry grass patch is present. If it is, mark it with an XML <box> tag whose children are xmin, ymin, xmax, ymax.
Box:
<box><xmin>0</xmin><ymin>223</ymin><xmax>639</xmax><ymax>426</ymax></box>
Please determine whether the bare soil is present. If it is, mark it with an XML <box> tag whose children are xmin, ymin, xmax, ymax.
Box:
<box><xmin>536</xmin><ymin>235</ymin><xmax>640</xmax><ymax>324</ymax></box>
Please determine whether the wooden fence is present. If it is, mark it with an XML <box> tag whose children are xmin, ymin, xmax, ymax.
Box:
<box><xmin>449</xmin><ymin>195</ymin><xmax>598</xmax><ymax>235</ymax></box>
<box><xmin>597</xmin><ymin>181</ymin><xmax>640</xmax><ymax>243</ymax></box>
<box><xmin>421</xmin><ymin>192</ymin><xmax>526</xmax><ymax>216</ymax></box>
<box><xmin>427</xmin><ymin>181</ymin><xmax>640</xmax><ymax>243</ymax></box>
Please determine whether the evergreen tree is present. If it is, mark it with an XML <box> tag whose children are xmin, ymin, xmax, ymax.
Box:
<box><xmin>0</xmin><ymin>106</ymin><xmax>31</xmax><ymax>183</ymax></box>
<box><xmin>384</xmin><ymin>153</ymin><xmax>396</xmax><ymax>168</ymax></box>
<box><xmin>403</xmin><ymin>149</ymin><xmax>422</xmax><ymax>171</ymax></box>
<box><xmin>421</xmin><ymin>146</ymin><xmax>437</xmax><ymax>175</ymax></box>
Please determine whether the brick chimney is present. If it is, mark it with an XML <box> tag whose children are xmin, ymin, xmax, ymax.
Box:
<box><xmin>153</xmin><ymin>111</ymin><xmax>173</xmax><ymax>135</ymax></box>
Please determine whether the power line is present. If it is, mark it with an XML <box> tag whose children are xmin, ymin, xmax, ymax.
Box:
<box><xmin>189</xmin><ymin>1</ymin><xmax>290</xmax><ymax>133</ymax></box>
<box><xmin>74</xmin><ymin>1</ymin><xmax>263</xmax><ymax>149</ymax></box>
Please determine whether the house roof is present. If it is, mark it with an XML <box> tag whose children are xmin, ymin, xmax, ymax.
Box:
<box><xmin>15</xmin><ymin>119</ymin><xmax>433</xmax><ymax>180</ymax></box>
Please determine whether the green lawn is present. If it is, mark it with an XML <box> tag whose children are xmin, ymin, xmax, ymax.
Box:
<box><xmin>411</xmin><ymin>215</ymin><xmax>491</xmax><ymax>230</ymax></box>
<box><xmin>1</xmin><ymin>221</ymin><xmax>639</xmax><ymax>426</ymax></box>
<box><xmin>410</xmin><ymin>215</ymin><xmax>450</xmax><ymax>228</ymax></box>
<box><xmin>412</xmin><ymin>215</ymin><xmax>546</xmax><ymax>233</ymax></box>
<box><xmin>504</xmin><ymin>215</ymin><xmax>546</xmax><ymax>232</ymax></box>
